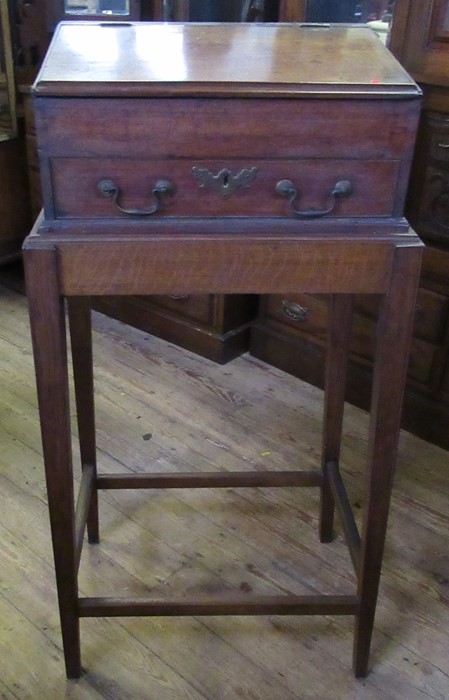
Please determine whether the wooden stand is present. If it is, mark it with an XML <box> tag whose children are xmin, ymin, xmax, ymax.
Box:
<box><xmin>24</xmin><ymin>219</ymin><xmax>422</xmax><ymax>678</ymax></box>
<box><xmin>23</xmin><ymin>22</ymin><xmax>423</xmax><ymax>679</ymax></box>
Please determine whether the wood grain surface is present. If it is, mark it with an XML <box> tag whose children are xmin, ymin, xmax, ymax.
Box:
<box><xmin>1</xmin><ymin>284</ymin><xmax>448</xmax><ymax>698</ymax></box>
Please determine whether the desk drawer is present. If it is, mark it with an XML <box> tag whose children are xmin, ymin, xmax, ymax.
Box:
<box><xmin>137</xmin><ymin>294</ymin><xmax>211</xmax><ymax>324</ymax></box>
<box><xmin>50</xmin><ymin>157</ymin><xmax>398</xmax><ymax>219</ymax></box>
<box><xmin>36</xmin><ymin>96</ymin><xmax>418</xmax><ymax>222</ymax></box>
<box><xmin>260</xmin><ymin>293</ymin><xmax>437</xmax><ymax>385</ymax></box>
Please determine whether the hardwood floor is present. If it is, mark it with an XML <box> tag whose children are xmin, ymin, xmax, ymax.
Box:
<box><xmin>0</xmin><ymin>283</ymin><xmax>448</xmax><ymax>699</ymax></box>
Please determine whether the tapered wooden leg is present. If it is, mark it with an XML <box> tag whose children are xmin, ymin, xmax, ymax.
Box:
<box><xmin>320</xmin><ymin>294</ymin><xmax>353</xmax><ymax>542</ymax></box>
<box><xmin>353</xmin><ymin>245</ymin><xmax>422</xmax><ymax>677</ymax></box>
<box><xmin>67</xmin><ymin>297</ymin><xmax>99</xmax><ymax>544</ymax></box>
<box><xmin>23</xmin><ymin>245</ymin><xmax>82</xmax><ymax>679</ymax></box>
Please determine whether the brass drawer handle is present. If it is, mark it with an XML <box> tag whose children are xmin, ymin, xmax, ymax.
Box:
<box><xmin>438</xmin><ymin>142</ymin><xmax>449</xmax><ymax>149</ymax></box>
<box><xmin>97</xmin><ymin>178</ymin><xmax>176</xmax><ymax>216</ymax></box>
<box><xmin>275</xmin><ymin>178</ymin><xmax>353</xmax><ymax>218</ymax></box>
<box><xmin>281</xmin><ymin>299</ymin><xmax>310</xmax><ymax>322</ymax></box>
<box><xmin>168</xmin><ymin>294</ymin><xmax>189</xmax><ymax>300</ymax></box>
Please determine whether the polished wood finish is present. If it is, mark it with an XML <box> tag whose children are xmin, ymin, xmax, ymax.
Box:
<box><xmin>0</xmin><ymin>288</ymin><xmax>449</xmax><ymax>700</ymax></box>
<box><xmin>30</xmin><ymin>20</ymin><xmax>417</xmax><ymax>364</ymax></box>
<box><xmin>67</xmin><ymin>296</ymin><xmax>99</xmax><ymax>544</ymax></box>
<box><xmin>34</xmin><ymin>22</ymin><xmax>416</xmax><ymax>96</ymax></box>
<box><xmin>15</xmin><ymin>7</ymin><xmax>418</xmax><ymax>367</ymax></box>
<box><xmin>78</xmin><ymin>594</ymin><xmax>359</xmax><ymax>617</ymax></box>
<box><xmin>252</xmin><ymin>1</ymin><xmax>449</xmax><ymax>451</ymax></box>
<box><xmin>24</xmin><ymin>22</ymin><xmax>422</xmax><ymax>679</ymax></box>
<box><xmin>24</xmin><ymin>244</ymin><xmax>81</xmax><ymax>678</ymax></box>
<box><xmin>320</xmin><ymin>295</ymin><xmax>353</xmax><ymax>543</ymax></box>
<box><xmin>3</xmin><ymin>286</ymin><xmax>449</xmax><ymax>697</ymax></box>
<box><xmin>21</xmin><ymin>76</ymin><xmax>257</xmax><ymax>362</ymax></box>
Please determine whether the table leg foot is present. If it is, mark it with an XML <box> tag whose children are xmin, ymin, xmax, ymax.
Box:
<box><xmin>23</xmin><ymin>245</ymin><xmax>82</xmax><ymax>677</ymax></box>
<box><xmin>354</xmin><ymin>245</ymin><xmax>422</xmax><ymax>676</ymax></box>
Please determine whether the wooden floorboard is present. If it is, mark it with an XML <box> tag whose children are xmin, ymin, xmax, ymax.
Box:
<box><xmin>0</xmin><ymin>284</ymin><xmax>448</xmax><ymax>698</ymax></box>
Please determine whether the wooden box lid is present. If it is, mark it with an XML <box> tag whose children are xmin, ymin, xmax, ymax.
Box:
<box><xmin>34</xmin><ymin>21</ymin><xmax>420</xmax><ymax>99</ymax></box>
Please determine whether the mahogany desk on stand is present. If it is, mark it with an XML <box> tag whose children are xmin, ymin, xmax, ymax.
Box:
<box><xmin>23</xmin><ymin>22</ymin><xmax>423</xmax><ymax>678</ymax></box>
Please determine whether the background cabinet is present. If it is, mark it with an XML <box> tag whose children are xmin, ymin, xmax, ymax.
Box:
<box><xmin>93</xmin><ymin>294</ymin><xmax>257</xmax><ymax>364</ymax></box>
<box><xmin>0</xmin><ymin>136</ymin><xmax>31</xmax><ymax>264</ymax></box>
<box><xmin>0</xmin><ymin>0</ymin><xmax>32</xmax><ymax>264</ymax></box>
<box><xmin>251</xmin><ymin>247</ymin><xmax>449</xmax><ymax>448</ymax></box>
<box><xmin>251</xmin><ymin>0</ymin><xmax>449</xmax><ymax>450</ymax></box>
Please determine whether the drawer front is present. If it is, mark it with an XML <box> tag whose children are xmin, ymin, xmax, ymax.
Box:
<box><xmin>137</xmin><ymin>294</ymin><xmax>211</xmax><ymax>324</ymax></box>
<box><xmin>265</xmin><ymin>293</ymin><xmax>328</xmax><ymax>335</ymax></box>
<box><xmin>262</xmin><ymin>293</ymin><xmax>437</xmax><ymax>385</ymax></box>
<box><xmin>37</xmin><ymin>97</ymin><xmax>419</xmax><ymax>223</ymax></box>
<box><xmin>354</xmin><ymin>289</ymin><xmax>449</xmax><ymax>344</ymax></box>
<box><xmin>50</xmin><ymin>157</ymin><xmax>398</xmax><ymax>219</ymax></box>
<box><xmin>430</xmin><ymin>133</ymin><xmax>449</xmax><ymax>163</ymax></box>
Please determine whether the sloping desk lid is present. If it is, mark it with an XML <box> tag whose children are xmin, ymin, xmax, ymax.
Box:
<box><xmin>33</xmin><ymin>21</ymin><xmax>420</xmax><ymax>99</ymax></box>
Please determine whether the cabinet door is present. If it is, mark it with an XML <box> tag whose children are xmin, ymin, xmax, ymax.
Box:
<box><xmin>407</xmin><ymin>111</ymin><xmax>449</xmax><ymax>245</ymax></box>
<box><xmin>399</xmin><ymin>0</ymin><xmax>449</xmax><ymax>83</ymax></box>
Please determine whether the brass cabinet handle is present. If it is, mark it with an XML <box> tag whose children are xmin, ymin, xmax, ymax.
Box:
<box><xmin>97</xmin><ymin>178</ymin><xmax>176</xmax><ymax>216</ymax></box>
<box><xmin>275</xmin><ymin>178</ymin><xmax>353</xmax><ymax>218</ymax></box>
<box><xmin>281</xmin><ymin>299</ymin><xmax>310</xmax><ymax>322</ymax></box>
